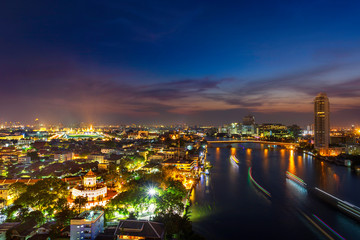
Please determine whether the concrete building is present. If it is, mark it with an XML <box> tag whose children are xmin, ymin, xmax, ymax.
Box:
<box><xmin>70</xmin><ymin>211</ymin><xmax>104</xmax><ymax>240</ymax></box>
<box><xmin>242</xmin><ymin>115</ymin><xmax>256</xmax><ymax>136</ymax></box>
<box><xmin>314</xmin><ymin>93</ymin><xmax>330</xmax><ymax>149</ymax></box>
<box><xmin>88</xmin><ymin>154</ymin><xmax>105</xmax><ymax>163</ymax></box>
<box><xmin>162</xmin><ymin>158</ymin><xmax>195</xmax><ymax>171</ymax></box>
<box><xmin>54</xmin><ymin>152</ymin><xmax>74</xmax><ymax>162</ymax></box>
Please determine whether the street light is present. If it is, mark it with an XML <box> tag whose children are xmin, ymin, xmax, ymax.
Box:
<box><xmin>148</xmin><ymin>187</ymin><xmax>157</xmax><ymax>197</ymax></box>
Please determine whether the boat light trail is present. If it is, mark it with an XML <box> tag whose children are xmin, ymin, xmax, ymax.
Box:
<box><xmin>312</xmin><ymin>214</ymin><xmax>346</xmax><ymax>240</ymax></box>
<box><xmin>248</xmin><ymin>167</ymin><xmax>271</xmax><ymax>198</ymax></box>
<box><xmin>286</xmin><ymin>171</ymin><xmax>307</xmax><ymax>187</ymax></box>
<box><xmin>230</xmin><ymin>155</ymin><xmax>239</xmax><ymax>164</ymax></box>
<box><xmin>337</xmin><ymin>202</ymin><xmax>360</xmax><ymax>218</ymax></box>
<box><xmin>299</xmin><ymin>211</ymin><xmax>335</xmax><ymax>240</ymax></box>
<box><xmin>315</xmin><ymin>188</ymin><xmax>342</xmax><ymax>202</ymax></box>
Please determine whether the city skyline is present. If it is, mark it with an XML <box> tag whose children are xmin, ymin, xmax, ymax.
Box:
<box><xmin>1</xmin><ymin>1</ymin><xmax>360</xmax><ymax>126</ymax></box>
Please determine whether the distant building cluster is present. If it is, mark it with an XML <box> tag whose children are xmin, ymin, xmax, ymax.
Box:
<box><xmin>0</xmin><ymin>93</ymin><xmax>358</xmax><ymax>240</ymax></box>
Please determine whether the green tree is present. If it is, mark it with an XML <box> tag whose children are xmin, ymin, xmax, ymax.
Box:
<box><xmin>154</xmin><ymin>213</ymin><xmax>205</xmax><ymax>240</ymax></box>
<box><xmin>27</xmin><ymin>151</ymin><xmax>40</xmax><ymax>161</ymax></box>
<box><xmin>8</xmin><ymin>182</ymin><xmax>28</xmax><ymax>201</ymax></box>
<box><xmin>288</xmin><ymin>124</ymin><xmax>302</xmax><ymax>140</ymax></box>
<box><xmin>74</xmin><ymin>196</ymin><xmax>87</xmax><ymax>214</ymax></box>
<box><xmin>55</xmin><ymin>207</ymin><xmax>76</xmax><ymax>226</ymax></box>
<box><xmin>14</xmin><ymin>178</ymin><xmax>69</xmax><ymax>218</ymax></box>
<box><xmin>26</xmin><ymin>210</ymin><xmax>45</xmax><ymax>225</ymax></box>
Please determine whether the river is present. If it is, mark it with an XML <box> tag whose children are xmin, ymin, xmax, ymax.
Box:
<box><xmin>190</xmin><ymin>142</ymin><xmax>360</xmax><ymax>240</ymax></box>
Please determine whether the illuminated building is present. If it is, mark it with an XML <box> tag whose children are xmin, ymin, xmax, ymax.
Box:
<box><xmin>314</xmin><ymin>93</ymin><xmax>330</xmax><ymax>149</ymax></box>
<box><xmin>242</xmin><ymin>115</ymin><xmax>256</xmax><ymax>136</ymax></box>
<box><xmin>70</xmin><ymin>210</ymin><xmax>104</xmax><ymax>240</ymax></box>
<box><xmin>258</xmin><ymin>123</ymin><xmax>290</xmax><ymax>138</ymax></box>
<box><xmin>54</xmin><ymin>152</ymin><xmax>74</xmax><ymax>162</ymax></box>
<box><xmin>162</xmin><ymin>158</ymin><xmax>195</xmax><ymax>171</ymax></box>
<box><xmin>71</xmin><ymin>170</ymin><xmax>107</xmax><ymax>208</ymax></box>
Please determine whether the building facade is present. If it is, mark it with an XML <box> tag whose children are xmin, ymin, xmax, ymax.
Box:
<box><xmin>70</xmin><ymin>211</ymin><xmax>104</xmax><ymax>240</ymax></box>
<box><xmin>71</xmin><ymin>170</ymin><xmax>107</xmax><ymax>208</ymax></box>
<box><xmin>314</xmin><ymin>93</ymin><xmax>330</xmax><ymax>149</ymax></box>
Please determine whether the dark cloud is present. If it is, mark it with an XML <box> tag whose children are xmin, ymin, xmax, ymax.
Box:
<box><xmin>0</xmin><ymin>56</ymin><xmax>359</xmax><ymax>126</ymax></box>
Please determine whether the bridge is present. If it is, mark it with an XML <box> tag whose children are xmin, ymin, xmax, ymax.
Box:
<box><xmin>207</xmin><ymin>140</ymin><xmax>299</xmax><ymax>147</ymax></box>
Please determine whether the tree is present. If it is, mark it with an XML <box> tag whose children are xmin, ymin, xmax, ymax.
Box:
<box><xmin>27</xmin><ymin>151</ymin><xmax>40</xmax><ymax>161</ymax></box>
<box><xmin>8</xmin><ymin>182</ymin><xmax>28</xmax><ymax>202</ymax></box>
<box><xmin>26</xmin><ymin>210</ymin><xmax>45</xmax><ymax>225</ymax></box>
<box><xmin>55</xmin><ymin>207</ymin><xmax>76</xmax><ymax>226</ymax></box>
<box><xmin>288</xmin><ymin>125</ymin><xmax>302</xmax><ymax>140</ymax></box>
<box><xmin>74</xmin><ymin>196</ymin><xmax>87</xmax><ymax>214</ymax></box>
<box><xmin>154</xmin><ymin>213</ymin><xmax>205</xmax><ymax>240</ymax></box>
<box><xmin>155</xmin><ymin>188</ymin><xmax>185</xmax><ymax>215</ymax></box>
<box><xmin>14</xmin><ymin>178</ymin><xmax>69</xmax><ymax>217</ymax></box>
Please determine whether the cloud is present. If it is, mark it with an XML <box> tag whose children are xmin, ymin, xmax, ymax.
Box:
<box><xmin>0</xmin><ymin>53</ymin><xmax>359</xmax><ymax>125</ymax></box>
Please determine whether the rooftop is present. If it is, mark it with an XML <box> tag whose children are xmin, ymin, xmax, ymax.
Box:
<box><xmin>85</xmin><ymin>169</ymin><xmax>96</xmax><ymax>177</ymax></box>
<box><xmin>115</xmin><ymin>220</ymin><xmax>164</xmax><ymax>239</ymax></box>
<box><xmin>73</xmin><ymin>210</ymin><xmax>103</xmax><ymax>222</ymax></box>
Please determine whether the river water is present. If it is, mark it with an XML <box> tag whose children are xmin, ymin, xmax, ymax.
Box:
<box><xmin>190</xmin><ymin>142</ymin><xmax>360</xmax><ymax>240</ymax></box>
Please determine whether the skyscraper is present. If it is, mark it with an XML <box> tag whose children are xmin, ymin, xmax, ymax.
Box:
<box><xmin>242</xmin><ymin>115</ymin><xmax>256</xmax><ymax>136</ymax></box>
<box><xmin>314</xmin><ymin>92</ymin><xmax>330</xmax><ymax>149</ymax></box>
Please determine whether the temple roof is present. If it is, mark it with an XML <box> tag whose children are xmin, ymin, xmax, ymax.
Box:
<box><xmin>85</xmin><ymin>169</ymin><xmax>96</xmax><ymax>177</ymax></box>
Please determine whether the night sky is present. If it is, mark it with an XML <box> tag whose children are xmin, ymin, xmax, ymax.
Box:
<box><xmin>1</xmin><ymin>0</ymin><xmax>360</xmax><ymax>126</ymax></box>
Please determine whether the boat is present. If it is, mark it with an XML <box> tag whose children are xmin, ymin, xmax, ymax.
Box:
<box><xmin>230</xmin><ymin>155</ymin><xmax>239</xmax><ymax>164</ymax></box>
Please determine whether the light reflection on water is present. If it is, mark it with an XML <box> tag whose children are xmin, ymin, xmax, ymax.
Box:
<box><xmin>190</xmin><ymin>143</ymin><xmax>360</xmax><ymax>240</ymax></box>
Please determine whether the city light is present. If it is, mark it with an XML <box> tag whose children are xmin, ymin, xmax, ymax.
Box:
<box><xmin>148</xmin><ymin>187</ymin><xmax>157</xmax><ymax>197</ymax></box>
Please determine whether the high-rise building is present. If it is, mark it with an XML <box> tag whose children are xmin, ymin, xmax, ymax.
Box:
<box><xmin>242</xmin><ymin>115</ymin><xmax>256</xmax><ymax>136</ymax></box>
<box><xmin>243</xmin><ymin>115</ymin><xmax>255</xmax><ymax>125</ymax></box>
<box><xmin>314</xmin><ymin>92</ymin><xmax>330</xmax><ymax>148</ymax></box>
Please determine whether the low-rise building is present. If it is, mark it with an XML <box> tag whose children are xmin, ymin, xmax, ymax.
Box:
<box><xmin>54</xmin><ymin>152</ymin><xmax>74</xmax><ymax>162</ymax></box>
<box><xmin>70</xmin><ymin>170</ymin><xmax>117</xmax><ymax>209</ymax></box>
<box><xmin>115</xmin><ymin>220</ymin><xmax>164</xmax><ymax>240</ymax></box>
<box><xmin>70</xmin><ymin>210</ymin><xmax>104</xmax><ymax>240</ymax></box>
<box><xmin>18</xmin><ymin>156</ymin><xmax>31</xmax><ymax>164</ymax></box>
<box><xmin>162</xmin><ymin>158</ymin><xmax>195</xmax><ymax>171</ymax></box>
<box><xmin>88</xmin><ymin>155</ymin><xmax>105</xmax><ymax>163</ymax></box>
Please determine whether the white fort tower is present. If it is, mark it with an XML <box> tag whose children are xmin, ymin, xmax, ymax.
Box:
<box><xmin>71</xmin><ymin>169</ymin><xmax>107</xmax><ymax>208</ymax></box>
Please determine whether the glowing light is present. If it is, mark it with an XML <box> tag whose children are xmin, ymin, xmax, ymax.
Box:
<box><xmin>230</xmin><ymin>155</ymin><xmax>239</xmax><ymax>164</ymax></box>
<box><xmin>248</xmin><ymin>167</ymin><xmax>271</xmax><ymax>197</ymax></box>
<box><xmin>312</xmin><ymin>214</ymin><xmax>346</xmax><ymax>240</ymax></box>
<box><xmin>148</xmin><ymin>187</ymin><xmax>157</xmax><ymax>196</ymax></box>
<box><xmin>338</xmin><ymin>202</ymin><xmax>360</xmax><ymax>218</ymax></box>
<box><xmin>288</xmin><ymin>151</ymin><xmax>295</xmax><ymax>173</ymax></box>
<box><xmin>300</xmin><ymin>211</ymin><xmax>334</xmax><ymax>240</ymax></box>
<box><xmin>286</xmin><ymin>171</ymin><xmax>307</xmax><ymax>187</ymax></box>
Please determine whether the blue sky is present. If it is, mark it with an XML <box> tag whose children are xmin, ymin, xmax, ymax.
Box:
<box><xmin>1</xmin><ymin>0</ymin><xmax>360</xmax><ymax>126</ymax></box>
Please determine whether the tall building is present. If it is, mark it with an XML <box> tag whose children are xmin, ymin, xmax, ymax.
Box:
<box><xmin>314</xmin><ymin>93</ymin><xmax>330</xmax><ymax>148</ymax></box>
<box><xmin>242</xmin><ymin>115</ymin><xmax>256</xmax><ymax>136</ymax></box>
<box><xmin>243</xmin><ymin>115</ymin><xmax>255</xmax><ymax>125</ymax></box>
